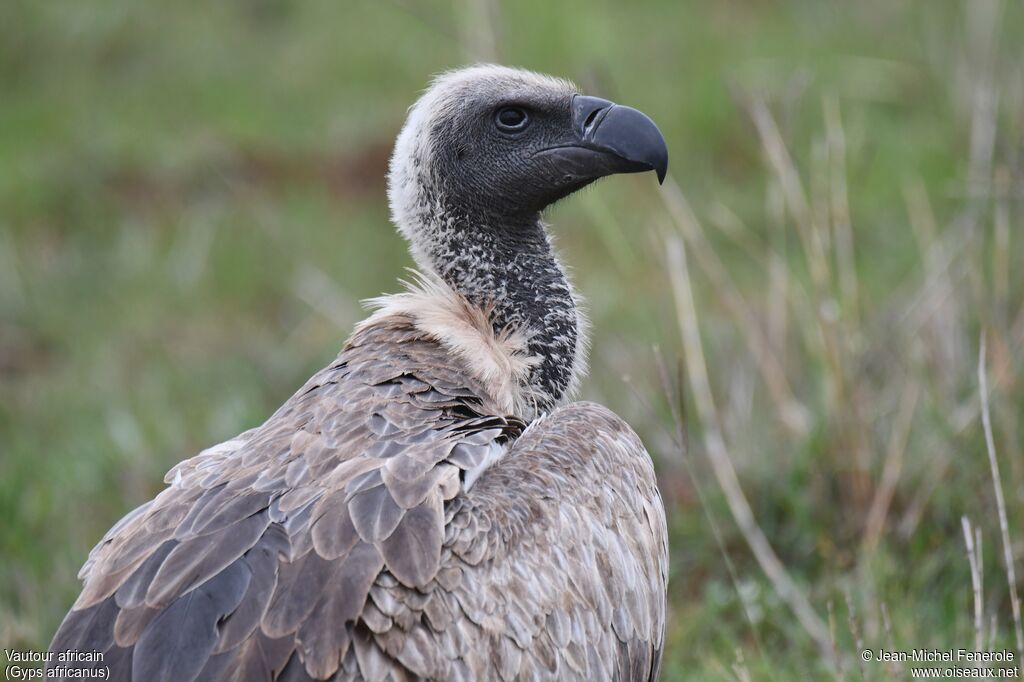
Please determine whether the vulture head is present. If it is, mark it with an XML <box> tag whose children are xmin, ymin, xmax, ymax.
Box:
<box><xmin>386</xmin><ymin>64</ymin><xmax>668</xmax><ymax>411</ymax></box>
<box><xmin>390</xmin><ymin>65</ymin><xmax>667</xmax><ymax>239</ymax></box>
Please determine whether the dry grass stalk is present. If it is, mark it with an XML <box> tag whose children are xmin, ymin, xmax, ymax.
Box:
<box><xmin>663</xmin><ymin>230</ymin><xmax>836</xmax><ymax>664</ymax></box>
<box><xmin>979</xmin><ymin>332</ymin><xmax>1024</xmax><ymax>673</ymax></box>
<box><xmin>652</xmin><ymin>348</ymin><xmax>773</xmax><ymax>671</ymax></box>
<box><xmin>828</xmin><ymin>600</ymin><xmax>846</xmax><ymax>682</ymax></box>
<box><xmin>703</xmin><ymin>202</ymin><xmax>800</xmax><ymax>389</ymax></box>
<box><xmin>748</xmin><ymin>99</ymin><xmax>829</xmax><ymax>292</ymax></box>
<box><xmin>732</xmin><ymin>648</ymin><xmax>753</xmax><ymax>682</ymax></box>
<box><xmin>880</xmin><ymin>602</ymin><xmax>898</xmax><ymax>679</ymax></box>
<box><xmin>749</xmin><ymin>98</ymin><xmax>873</xmax><ymax>514</ymax></box>
<box><xmin>661</xmin><ymin>178</ymin><xmax>810</xmax><ymax>435</ymax></box>
<box><xmin>844</xmin><ymin>591</ymin><xmax>868</xmax><ymax>682</ymax></box>
<box><xmin>811</xmin><ymin>138</ymin><xmax>831</xmax><ymax>258</ymax></box>
<box><xmin>706</xmin><ymin>201</ymin><xmax>766</xmax><ymax>258</ymax></box>
<box><xmin>961</xmin><ymin>516</ymin><xmax>985</xmax><ymax>659</ymax></box>
<box><xmin>823</xmin><ymin>96</ymin><xmax>859</xmax><ymax>329</ymax></box>
<box><xmin>964</xmin><ymin>0</ymin><xmax>1000</xmax><ymax>204</ymax></box>
<box><xmin>892</xmin><ymin>178</ymin><xmax>969</xmax><ymax>538</ymax></box>
<box><xmin>862</xmin><ymin>380</ymin><xmax>920</xmax><ymax>554</ymax></box>
<box><xmin>993</xmin><ymin>167</ymin><xmax>1011</xmax><ymax>324</ymax></box>
<box><xmin>896</xmin><ymin>447</ymin><xmax>948</xmax><ymax>542</ymax></box>
<box><xmin>899</xmin><ymin>177</ymin><xmax>970</xmax><ymax>343</ymax></box>
<box><xmin>291</xmin><ymin>265</ymin><xmax>359</xmax><ymax>331</ymax></box>
<box><xmin>898</xmin><ymin>348</ymin><xmax>1018</xmax><ymax>541</ymax></box>
<box><xmin>902</xmin><ymin>178</ymin><xmax>939</xmax><ymax>250</ymax></box>
<box><xmin>454</xmin><ymin>0</ymin><xmax>501</xmax><ymax>62</ymax></box>
<box><xmin>989</xmin><ymin>613</ymin><xmax>999</xmax><ymax>653</ymax></box>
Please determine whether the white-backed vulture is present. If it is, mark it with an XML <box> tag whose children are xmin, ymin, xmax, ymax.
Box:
<box><xmin>48</xmin><ymin>64</ymin><xmax>670</xmax><ymax>682</ymax></box>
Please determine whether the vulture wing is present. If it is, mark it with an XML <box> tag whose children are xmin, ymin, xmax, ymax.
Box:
<box><xmin>48</xmin><ymin>312</ymin><xmax>667</xmax><ymax>681</ymax></box>
<box><xmin>365</xmin><ymin>400</ymin><xmax>669</xmax><ymax>681</ymax></box>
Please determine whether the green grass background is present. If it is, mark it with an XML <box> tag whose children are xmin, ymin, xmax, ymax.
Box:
<box><xmin>2</xmin><ymin>0</ymin><xmax>1023</xmax><ymax>678</ymax></box>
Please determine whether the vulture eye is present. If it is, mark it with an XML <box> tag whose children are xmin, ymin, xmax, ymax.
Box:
<box><xmin>495</xmin><ymin>106</ymin><xmax>530</xmax><ymax>132</ymax></box>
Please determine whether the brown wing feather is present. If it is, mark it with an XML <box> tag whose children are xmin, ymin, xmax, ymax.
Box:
<box><xmin>49</xmin><ymin>315</ymin><xmax>524</xmax><ymax>681</ymax></box>
<box><xmin>49</xmin><ymin>314</ymin><xmax>665</xmax><ymax>681</ymax></box>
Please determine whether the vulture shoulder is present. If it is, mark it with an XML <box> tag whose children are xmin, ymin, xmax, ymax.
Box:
<box><xmin>48</xmin><ymin>292</ymin><xmax>667</xmax><ymax>682</ymax></box>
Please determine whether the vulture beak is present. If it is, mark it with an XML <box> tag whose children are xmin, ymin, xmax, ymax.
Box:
<box><xmin>539</xmin><ymin>95</ymin><xmax>669</xmax><ymax>184</ymax></box>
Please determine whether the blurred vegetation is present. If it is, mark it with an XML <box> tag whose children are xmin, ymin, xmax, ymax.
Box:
<box><xmin>2</xmin><ymin>0</ymin><xmax>1023</xmax><ymax>678</ymax></box>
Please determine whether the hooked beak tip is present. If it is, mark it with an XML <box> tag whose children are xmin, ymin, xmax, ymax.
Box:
<box><xmin>571</xmin><ymin>96</ymin><xmax>669</xmax><ymax>185</ymax></box>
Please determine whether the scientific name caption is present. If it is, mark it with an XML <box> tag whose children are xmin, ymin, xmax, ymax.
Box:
<box><xmin>4</xmin><ymin>650</ymin><xmax>109</xmax><ymax>680</ymax></box>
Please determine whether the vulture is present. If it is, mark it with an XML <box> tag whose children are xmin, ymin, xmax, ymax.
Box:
<box><xmin>48</xmin><ymin>65</ymin><xmax>670</xmax><ymax>681</ymax></box>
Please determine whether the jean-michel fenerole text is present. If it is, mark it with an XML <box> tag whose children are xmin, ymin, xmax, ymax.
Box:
<box><xmin>870</xmin><ymin>649</ymin><xmax>1015</xmax><ymax>663</ymax></box>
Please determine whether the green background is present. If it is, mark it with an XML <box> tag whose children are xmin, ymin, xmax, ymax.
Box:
<box><xmin>2</xmin><ymin>0</ymin><xmax>1023</xmax><ymax>678</ymax></box>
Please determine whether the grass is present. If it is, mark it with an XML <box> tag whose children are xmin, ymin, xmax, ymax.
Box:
<box><xmin>2</xmin><ymin>0</ymin><xmax>1023</xmax><ymax>678</ymax></box>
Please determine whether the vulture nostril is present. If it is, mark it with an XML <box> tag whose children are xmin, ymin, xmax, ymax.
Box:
<box><xmin>583</xmin><ymin>108</ymin><xmax>601</xmax><ymax>131</ymax></box>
